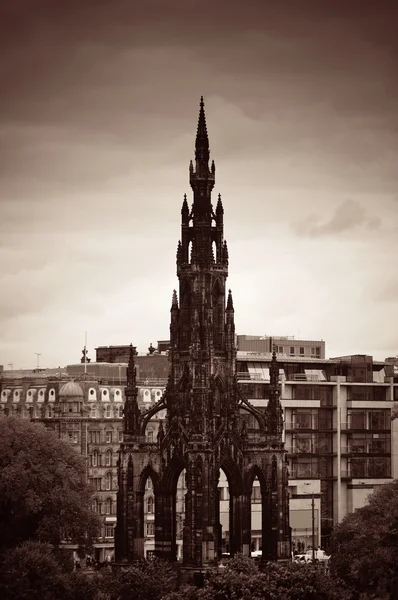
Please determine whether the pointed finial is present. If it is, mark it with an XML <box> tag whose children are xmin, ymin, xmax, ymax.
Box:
<box><xmin>216</xmin><ymin>193</ymin><xmax>223</xmax><ymax>215</ymax></box>
<box><xmin>270</xmin><ymin>346</ymin><xmax>279</xmax><ymax>387</ymax></box>
<box><xmin>171</xmin><ymin>289</ymin><xmax>178</xmax><ymax>309</ymax></box>
<box><xmin>195</xmin><ymin>96</ymin><xmax>209</xmax><ymax>166</ymax></box>
<box><xmin>226</xmin><ymin>289</ymin><xmax>234</xmax><ymax>311</ymax></box>
<box><xmin>127</xmin><ymin>344</ymin><xmax>137</xmax><ymax>387</ymax></box>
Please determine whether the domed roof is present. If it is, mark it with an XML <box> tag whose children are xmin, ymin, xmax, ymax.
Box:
<box><xmin>59</xmin><ymin>381</ymin><xmax>84</xmax><ymax>398</ymax></box>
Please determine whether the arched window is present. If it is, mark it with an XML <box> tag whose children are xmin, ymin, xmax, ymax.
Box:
<box><xmin>180</xmin><ymin>279</ymin><xmax>191</xmax><ymax>349</ymax></box>
<box><xmin>212</xmin><ymin>278</ymin><xmax>224</xmax><ymax>350</ymax></box>
<box><xmin>92</xmin><ymin>498</ymin><xmax>99</xmax><ymax>513</ymax></box>
<box><xmin>90</xmin><ymin>405</ymin><xmax>97</xmax><ymax>419</ymax></box>
<box><xmin>105</xmin><ymin>498</ymin><xmax>112</xmax><ymax>515</ymax></box>
<box><xmin>106</xmin><ymin>472</ymin><xmax>112</xmax><ymax>491</ymax></box>
<box><xmin>105</xmin><ymin>404</ymin><xmax>112</xmax><ymax>418</ymax></box>
<box><xmin>34</xmin><ymin>405</ymin><xmax>41</xmax><ymax>419</ymax></box>
<box><xmin>147</xmin><ymin>496</ymin><xmax>154</xmax><ymax>514</ymax></box>
<box><xmin>105</xmin><ymin>449</ymin><xmax>112</xmax><ymax>467</ymax></box>
<box><xmin>92</xmin><ymin>450</ymin><xmax>99</xmax><ymax>467</ymax></box>
<box><xmin>117</xmin><ymin>405</ymin><xmax>123</xmax><ymax>418</ymax></box>
<box><xmin>147</xmin><ymin>429</ymin><xmax>154</xmax><ymax>443</ymax></box>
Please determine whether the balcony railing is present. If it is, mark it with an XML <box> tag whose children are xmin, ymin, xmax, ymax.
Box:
<box><xmin>285</xmin><ymin>446</ymin><xmax>333</xmax><ymax>455</ymax></box>
<box><xmin>340</xmin><ymin>445</ymin><xmax>390</xmax><ymax>455</ymax></box>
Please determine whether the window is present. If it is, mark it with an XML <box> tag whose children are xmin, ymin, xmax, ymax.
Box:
<box><xmin>293</xmin><ymin>410</ymin><xmax>317</xmax><ymax>429</ymax></box>
<box><xmin>105</xmin><ymin>449</ymin><xmax>112</xmax><ymax>467</ymax></box>
<box><xmin>105</xmin><ymin>404</ymin><xmax>112</xmax><ymax>418</ymax></box>
<box><xmin>311</xmin><ymin>347</ymin><xmax>315</xmax><ymax>356</ymax></box>
<box><xmin>105</xmin><ymin>472</ymin><xmax>112</xmax><ymax>491</ymax></box>
<box><xmin>292</xmin><ymin>434</ymin><xmax>313</xmax><ymax>453</ymax></box>
<box><xmin>105</xmin><ymin>430</ymin><xmax>112</xmax><ymax>443</ymax></box>
<box><xmin>147</xmin><ymin>496</ymin><xmax>154</xmax><ymax>514</ymax></box>
<box><xmin>73</xmin><ymin>431</ymin><xmax>79</xmax><ymax>444</ymax></box>
<box><xmin>92</xmin><ymin>450</ymin><xmax>100</xmax><ymax>467</ymax></box>
<box><xmin>290</xmin><ymin>347</ymin><xmax>295</xmax><ymax>355</ymax></box>
<box><xmin>299</xmin><ymin>347</ymin><xmax>305</xmax><ymax>355</ymax></box>
<box><xmin>369</xmin><ymin>411</ymin><xmax>388</xmax><ymax>430</ymax></box>
<box><xmin>92</xmin><ymin>498</ymin><xmax>99</xmax><ymax>513</ymax></box>
<box><xmin>349</xmin><ymin>457</ymin><xmax>391</xmax><ymax>478</ymax></box>
<box><xmin>251</xmin><ymin>486</ymin><xmax>261</xmax><ymax>503</ymax></box>
<box><xmin>348</xmin><ymin>433</ymin><xmax>390</xmax><ymax>454</ymax></box>
<box><xmin>316</xmin><ymin>347</ymin><xmax>321</xmax><ymax>357</ymax></box>
<box><xmin>117</xmin><ymin>405</ymin><xmax>124</xmax><ymax>418</ymax></box>
<box><xmin>89</xmin><ymin>430</ymin><xmax>101</xmax><ymax>444</ymax></box>
<box><xmin>105</xmin><ymin>525</ymin><xmax>114</xmax><ymax>538</ymax></box>
<box><xmin>146</xmin><ymin>479</ymin><xmax>153</xmax><ymax>490</ymax></box>
<box><xmin>348</xmin><ymin>410</ymin><xmax>390</xmax><ymax>431</ymax></box>
<box><xmin>105</xmin><ymin>498</ymin><xmax>112</xmax><ymax>515</ymax></box>
<box><xmin>278</xmin><ymin>346</ymin><xmax>283</xmax><ymax>353</ymax></box>
<box><xmin>147</xmin><ymin>429</ymin><xmax>154</xmax><ymax>443</ymax></box>
<box><xmin>146</xmin><ymin>523</ymin><xmax>155</xmax><ymax>537</ymax></box>
<box><xmin>118</xmin><ymin>431</ymin><xmax>124</xmax><ymax>443</ymax></box>
<box><xmin>91</xmin><ymin>477</ymin><xmax>102</xmax><ymax>491</ymax></box>
<box><xmin>291</xmin><ymin>458</ymin><xmax>319</xmax><ymax>478</ymax></box>
<box><xmin>90</xmin><ymin>406</ymin><xmax>97</xmax><ymax>419</ymax></box>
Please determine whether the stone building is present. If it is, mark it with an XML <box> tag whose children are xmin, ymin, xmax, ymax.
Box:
<box><xmin>115</xmin><ymin>97</ymin><xmax>291</xmax><ymax>567</ymax></box>
<box><xmin>0</xmin><ymin>360</ymin><xmax>168</xmax><ymax>562</ymax></box>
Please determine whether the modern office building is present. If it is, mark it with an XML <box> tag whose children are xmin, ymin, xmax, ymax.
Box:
<box><xmin>236</xmin><ymin>335</ymin><xmax>325</xmax><ymax>359</ymax></box>
<box><xmin>231</xmin><ymin>350</ymin><xmax>398</xmax><ymax>551</ymax></box>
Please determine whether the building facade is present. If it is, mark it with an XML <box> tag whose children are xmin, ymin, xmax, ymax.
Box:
<box><xmin>232</xmin><ymin>351</ymin><xmax>398</xmax><ymax>551</ymax></box>
<box><xmin>237</xmin><ymin>335</ymin><xmax>325</xmax><ymax>360</ymax></box>
<box><xmin>0</xmin><ymin>358</ymin><xmax>167</xmax><ymax>562</ymax></box>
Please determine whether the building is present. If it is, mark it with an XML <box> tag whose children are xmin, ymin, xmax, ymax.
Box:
<box><xmin>115</xmin><ymin>97</ymin><xmax>291</xmax><ymax>567</ymax></box>
<box><xmin>237</xmin><ymin>335</ymin><xmax>325</xmax><ymax>359</ymax></box>
<box><xmin>230</xmin><ymin>350</ymin><xmax>398</xmax><ymax>551</ymax></box>
<box><xmin>0</xmin><ymin>356</ymin><xmax>168</xmax><ymax>562</ymax></box>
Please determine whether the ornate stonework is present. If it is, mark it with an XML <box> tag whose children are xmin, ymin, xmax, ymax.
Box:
<box><xmin>115</xmin><ymin>98</ymin><xmax>291</xmax><ymax>566</ymax></box>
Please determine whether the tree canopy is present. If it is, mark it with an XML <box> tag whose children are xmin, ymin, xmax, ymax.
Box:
<box><xmin>0</xmin><ymin>416</ymin><xmax>100</xmax><ymax>553</ymax></box>
<box><xmin>330</xmin><ymin>479</ymin><xmax>398</xmax><ymax>599</ymax></box>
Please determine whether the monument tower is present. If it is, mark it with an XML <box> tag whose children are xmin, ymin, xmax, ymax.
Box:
<box><xmin>115</xmin><ymin>98</ymin><xmax>291</xmax><ymax>566</ymax></box>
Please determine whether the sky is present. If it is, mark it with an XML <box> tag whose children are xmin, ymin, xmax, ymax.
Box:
<box><xmin>0</xmin><ymin>0</ymin><xmax>397</xmax><ymax>369</ymax></box>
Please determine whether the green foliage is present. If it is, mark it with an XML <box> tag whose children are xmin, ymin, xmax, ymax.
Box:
<box><xmin>0</xmin><ymin>416</ymin><xmax>100</xmax><ymax>553</ymax></box>
<box><xmin>162</xmin><ymin>557</ymin><xmax>351</xmax><ymax>600</ymax></box>
<box><xmin>97</xmin><ymin>557</ymin><xmax>178</xmax><ymax>600</ymax></box>
<box><xmin>330</xmin><ymin>479</ymin><xmax>398</xmax><ymax>599</ymax></box>
<box><xmin>0</xmin><ymin>540</ymin><xmax>70</xmax><ymax>600</ymax></box>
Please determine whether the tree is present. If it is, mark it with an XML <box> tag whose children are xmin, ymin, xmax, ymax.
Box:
<box><xmin>330</xmin><ymin>479</ymin><xmax>398</xmax><ymax>599</ymax></box>
<box><xmin>162</xmin><ymin>555</ymin><xmax>351</xmax><ymax>600</ymax></box>
<box><xmin>0</xmin><ymin>416</ymin><xmax>100</xmax><ymax>553</ymax></box>
<box><xmin>0</xmin><ymin>541</ymin><xmax>70</xmax><ymax>600</ymax></box>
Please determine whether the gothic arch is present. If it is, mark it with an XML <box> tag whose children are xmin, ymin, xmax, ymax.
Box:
<box><xmin>244</xmin><ymin>464</ymin><xmax>269</xmax><ymax>495</ymax></box>
<box><xmin>217</xmin><ymin>454</ymin><xmax>244</xmax><ymax>496</ymax></box>
<box><xmin>161</xmin><ymin>455</ymin><xmax>188</xmax><ymax>495</ymax></box>
<box><xmin>139</xmin><ymin>464</ymin><xmax>159</xmax><ymax>495</ymax></box>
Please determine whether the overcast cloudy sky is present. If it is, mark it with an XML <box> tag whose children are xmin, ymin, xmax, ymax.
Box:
<box><xmin>0</xmin><ymin>0</ymin><xmax>397</xmax><ymax>368</ymax></box>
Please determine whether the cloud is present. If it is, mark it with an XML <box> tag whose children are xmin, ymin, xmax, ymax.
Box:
<box><xmin>293</xmin><ymin>199</ymin><xmax>381</xmax><ymax>237</ymax></box>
